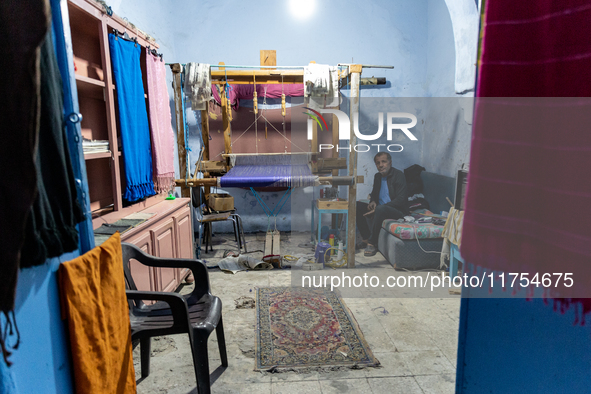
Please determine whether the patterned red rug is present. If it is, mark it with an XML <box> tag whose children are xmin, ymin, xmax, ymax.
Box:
<box><xmin>255</xmin><ymin>287</ymin><xmax>379</xmax><ymax>371</ymax></box>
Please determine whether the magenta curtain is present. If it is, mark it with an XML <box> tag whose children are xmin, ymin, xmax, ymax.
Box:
<box><xmin>461</xmin><ymin>0</ymin><xmax>591</xmax><ymax>316</ymax></box>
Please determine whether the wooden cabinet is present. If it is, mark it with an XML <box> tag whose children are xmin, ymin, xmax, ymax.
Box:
<box><xmin>66</xmin><ymin>0</ymin><xmax>193</xmax><ymax>292</ymax></box>
<box><xmin>125</xmin><ymin>231</ymin><xmax>156</xmax><ymax>293</ymax></box>
<box><xmin>174</xmin><ymin>206</ymin><xmax>193</xmax><ymax>280</ymax></box>
<box><xmin>121</xmin><ymin>199</ymin><xmax>194</xmax><ymax>292</ymax></box>
<box><xmin>152</xmin><ymin>218</ymin><xmax>177</xmax><ymax>292</ymax></box>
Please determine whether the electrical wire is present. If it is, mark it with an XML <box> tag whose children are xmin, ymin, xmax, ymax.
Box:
<box><xmin>323</xmin><ymin>247</ymin><xmax>347</xmax><ymax>268</ymax></box>
<box><xmin>414</xmin><ymin>231</ymin><xmax>443</xmax><ymax>254</ymax></box>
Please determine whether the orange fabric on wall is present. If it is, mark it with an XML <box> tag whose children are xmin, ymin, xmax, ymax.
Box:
<box><xmin>59</xmin><ymin>233</ymin><xmax>136</xmax><ymax>394</ymax></box>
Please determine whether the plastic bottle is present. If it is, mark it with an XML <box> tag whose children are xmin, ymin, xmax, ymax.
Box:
<box><xmin>337</xmin><ymin>241</ymin><xmax>344</xmax><ymax>260</ymax></box>
<box><xmin>329</xmin><ymin>234</ymin><xmax>335</xmax><ymax>256</ymax></box>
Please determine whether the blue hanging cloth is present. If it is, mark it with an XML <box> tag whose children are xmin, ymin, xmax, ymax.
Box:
<box><xmin>108</xmin><ymin>34</ymin><xmax>155</xmax><ymax>202</ymax></box>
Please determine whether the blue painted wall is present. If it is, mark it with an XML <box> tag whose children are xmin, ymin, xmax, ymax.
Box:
<box><xmin>9</xmin><ymin>254</ymin><xmax>77</xmax><ymax>393</ymax></box>
<box><xmin>457</xmin><ymin>278</ymin><xmax>591</xmax><ymax>393</ymax></box>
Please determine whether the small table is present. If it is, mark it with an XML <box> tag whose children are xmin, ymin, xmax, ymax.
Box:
<box><xmin>310</xmin><ymin>199</ymin><xmax>349</xmax><ymax>252</ymax></box>
<box><xmin>449</xmin><ymin>243</ymin><xmax>465</xmax><ymax>278</ymax></box>
<box><xmin>442</xmin><ymin>207</ymin><xmax>464</xmax><ymax>278</ymax></box>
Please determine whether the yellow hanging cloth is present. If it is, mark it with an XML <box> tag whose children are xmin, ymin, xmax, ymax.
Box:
<box><xmin>59</xmin><ymin>233</ymin><xmax>136</xmax><ymax>394</ymax></box>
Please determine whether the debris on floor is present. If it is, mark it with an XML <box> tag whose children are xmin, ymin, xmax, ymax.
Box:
<box><xmin>372</xmin><ymin>306</ymin><xmax>389</xmax><ymax>315</ymax></box>
<box><xmin>234</xmin><ymin>296</ymin><xmax>255</xmax><ymax>309</ymax></box>
<box><xmin>218</xmin><ymin>254</ymin><xmax>272</xmax><ymax>274</ymax></box>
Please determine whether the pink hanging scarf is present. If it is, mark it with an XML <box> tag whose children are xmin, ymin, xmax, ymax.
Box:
<box><xmin>146</xmin><ymin>49</ymin><xmax>175</xmax><ymax>193</ymax></box>
<box><xmin>461</xmin><ymin>0</ymin><xmax>591</xmax><ymax>318</ymax></box>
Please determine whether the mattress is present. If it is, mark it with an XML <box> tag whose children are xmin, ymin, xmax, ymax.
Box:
<box><xmin>381</xmin><ymin>209</ymin><xmax>446</xmax><ymax>240</ymax></box>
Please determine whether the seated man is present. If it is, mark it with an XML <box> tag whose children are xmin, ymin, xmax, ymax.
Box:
<box><xmin>357</xmin><ymin>152</ymin><xmax>408</xmax><ymax>256</ymax></box>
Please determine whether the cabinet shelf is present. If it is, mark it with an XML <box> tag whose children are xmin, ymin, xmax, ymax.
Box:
<box><xmin>76</xmin><ymin>74</ymin><xmax>105</xmax><ymax>100</ymax></box>
<box><xmin>84</xmin><ymin>150</ymin><xmax>121</xmax><ymax>160</ymax></box>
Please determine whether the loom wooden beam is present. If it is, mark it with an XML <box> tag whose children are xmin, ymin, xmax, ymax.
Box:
<box><xmin>201</xmin><ymin>110</ymin><xmax>210</xmax><ymax>161</ymax></box>
<box><xmin>200</xmin><ymin>107</ymin><xmax>211</xmax><ymax>193</ymax></box>
<box><xmin>331</xmin><ymin>111</ymin><xmax>340</xmax><ymax>176</ymax></box>
<box><xmin>211</xmin><ymin>80</ymin><xmax>302</xmax><ymax>85</ymax></box>
<box><xmin>170</xmin><ymin>63</ymin><xmax>190</xmax><ymax>197</ymax></box>
<box><xmin>211</xmin><ymin>69</ymin><xmax>303</xmax><ymax>80</ymax></box>
<box><xmin>317</xmin><ymin>176</ymin><xmax>363</xmax><ymax>185</ymax></box>
<box><xmin>312</xmin><ymin>116</ymin><xmax>318</xmax><ymax>155</ymax></box>
<box><xmin>219</xmin><ymin>63</ymin><xmax>233</xmax><ymax>164</ymax></box>
<box><xmin>175</xmin><ymin>178</ymin><xmax>218</xmax><ymax>187</ymax></box>
<box><xmin>347</xmin><ymin>65</ymin><xmax>362</xmax><ymax>268</ymax></box>
<box><xmin>330</xmin><ymin>104</ymin><xmax>340</xmax><ymax>229</ymax></box>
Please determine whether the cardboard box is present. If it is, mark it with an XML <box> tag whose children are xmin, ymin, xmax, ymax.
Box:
<box><xmin>316</xmin><ymin>198</ymin><xmax>348</xmax><ymax>210</ymax></box>
<box><xmin>208</xmin><ymin>193</ymin><xmax>234</xmax><ymax>212</ymax></box>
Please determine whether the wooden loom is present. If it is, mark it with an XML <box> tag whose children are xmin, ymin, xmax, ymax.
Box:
<box><xmin>170</xmin><ymin>56</ymin><xmax>365</xmax><ymax>267</ymax></box>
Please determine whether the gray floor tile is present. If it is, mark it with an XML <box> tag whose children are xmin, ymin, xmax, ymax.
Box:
<box><xmin>398</xmin><ymin>351</ymin><xmax>456</xmax><ymax>375</ymax></box>
<box><xmin>363</xmin><ymin>352</ymin><xmax>412</xmax><ymax>378</ymax></box>
<box><xmin>319</xmin><ymin>378</ymin><xmax>372</xmax><ymax>393</ymax></box>
<box><xmin>415</xmin><ymin>374</ymin><xmax>456</xmax><ymax>394</ymax></box>
<box><xmin>211</xmin><ymin>382</ymin><xmax>272</xmax><ymax>394</ymax></box>
<box><xmin>368</xmin><ymin>376</ymin><xmax>424</xmax><ymax>394</ymax></box>
<box><xmin>271</xmin><ymin>380</ymin><xmax>322</xmax><ymax>394</ymax></box>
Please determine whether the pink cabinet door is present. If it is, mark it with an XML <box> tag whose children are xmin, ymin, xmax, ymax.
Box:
<box><xmin>124</xmin><ymin>231</ymin><xmax>157</xmax><ymax>304</ymax></box>
<box><xmin>173</xmin><ymin>205</ymin><xmax>193</xmax><ymax>281</ymax></box>
<box><xmin>151</xmin><ymin>218</ymin><xmax>178</xmax><ymax>292</ymax></box>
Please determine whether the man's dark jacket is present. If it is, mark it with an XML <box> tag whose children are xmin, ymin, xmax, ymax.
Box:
<box><xmin>369</xmin><ymin>167</ymin><xmax>408</xmax><ymax>213</ymax></box>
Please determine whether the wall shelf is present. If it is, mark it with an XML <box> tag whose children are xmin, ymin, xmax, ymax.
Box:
<box><xmin>75</xmin><ymin>74</ymin><xmax>105</xmax><ymax>100</ymax></box>
<box><xmin>83</xmin><ymin>150</ymin><xmax>121</xmax><ymax>160</ymax></box>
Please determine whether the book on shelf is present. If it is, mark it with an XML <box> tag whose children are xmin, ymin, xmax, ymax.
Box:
<box><xmin>83</xmin><ymin>139</ymin><xmax>110</xmax><ymax>153</ymax></box>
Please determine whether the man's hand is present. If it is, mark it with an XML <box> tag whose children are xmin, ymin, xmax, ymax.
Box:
<box><xmin>364</xmin><ymin>201</ymin><xmax>377</xmax><ymax>216</ymax></box>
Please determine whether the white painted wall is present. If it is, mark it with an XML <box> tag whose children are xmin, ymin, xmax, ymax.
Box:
<box><xmin>443</xmin><ymin>0</ymin><xmax>480</xmax><ymax>94</ymax></box>
<box><xmin>110</xmin><ymin>0</ymin><xmax>478</xmax><ymax>233</ymax></box>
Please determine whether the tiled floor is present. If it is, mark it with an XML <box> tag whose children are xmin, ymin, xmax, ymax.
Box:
<box><xmin>134</xmin><ymin>232</ymin><xmax>460</xmax><ymax>394</ymax></box>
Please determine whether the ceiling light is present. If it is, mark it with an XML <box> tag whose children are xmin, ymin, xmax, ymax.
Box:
<box><xmin>289</xmin><ymin>0</ymin><xmax>315</xmax><ymax>20</ymax></box>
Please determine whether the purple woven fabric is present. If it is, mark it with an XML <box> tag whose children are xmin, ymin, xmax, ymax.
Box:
<box><xmin>220</xmin><ymin>164</ymin><xmax>315</xmax><ymax>188</ymax></box>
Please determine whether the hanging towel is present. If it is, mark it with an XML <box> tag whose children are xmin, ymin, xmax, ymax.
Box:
<box><xmin>146</xmin><ymin>49</ymin><xmax>175</xmax><ymax>193</ymax></box>
<box><xmin>20</xmin><ymin>29</ymin><xmax>85</xmax><ymax>268</ymax></box>
<box><xmin>0</xmin><ymin>0</ymin><xmax>49</xmax><ymax>366</ymax></box>
<box><xmin>184</xmin><ymin>62</ymin><xmax>211</xmax><ymax>110</ymax></box>
<box><xmin>58</xmin><ymin>232</ymin><xmax>136</xmax><ymax>394</ymax></box>
<box><xmin>461</xmin><ymin>0</ymin><xmax>591</xmax><ymax>313</ymax></box>
<box><xmin>326</xmin><ymin>66</ymin><xmax>340</xmax><ymax>107</ymax></box>
<box><xmin>109</xmin><ymin>34</ymin><xmax>156</xmax><ymax>202</ymax></box>
<box><xmin>304</xmin><ymin>63</ymin><xmax>330</xmax><ymax>97</ymax></box>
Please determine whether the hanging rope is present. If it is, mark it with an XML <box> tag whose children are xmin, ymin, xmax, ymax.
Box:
<box><xmin>281</xmin><ymin>74</ymin><xmax>287</xmax><ymax>152</ymax></box>
<box><xmin>262</xmin><ymin>85</ymin><xmax>268</xmax><ymax>141</ymax></box>
<box><xmin>224</xmin><ymin>69</ymin><xmax>233</xmax><ymax>121</ymax></box>
<box><xmin>180</xmin><ymin>69</ymin><xmax>192</xmax><ymax>181</ymax></box>
<box><xmin>253</xmin><ymin>73</ymin><xmax>258</xmax><ymax>153</ymax></box>
<box><xmin>209</xmin><ymin>76</ymin><xmax>307</xmax><ymax>159</ymax></box>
